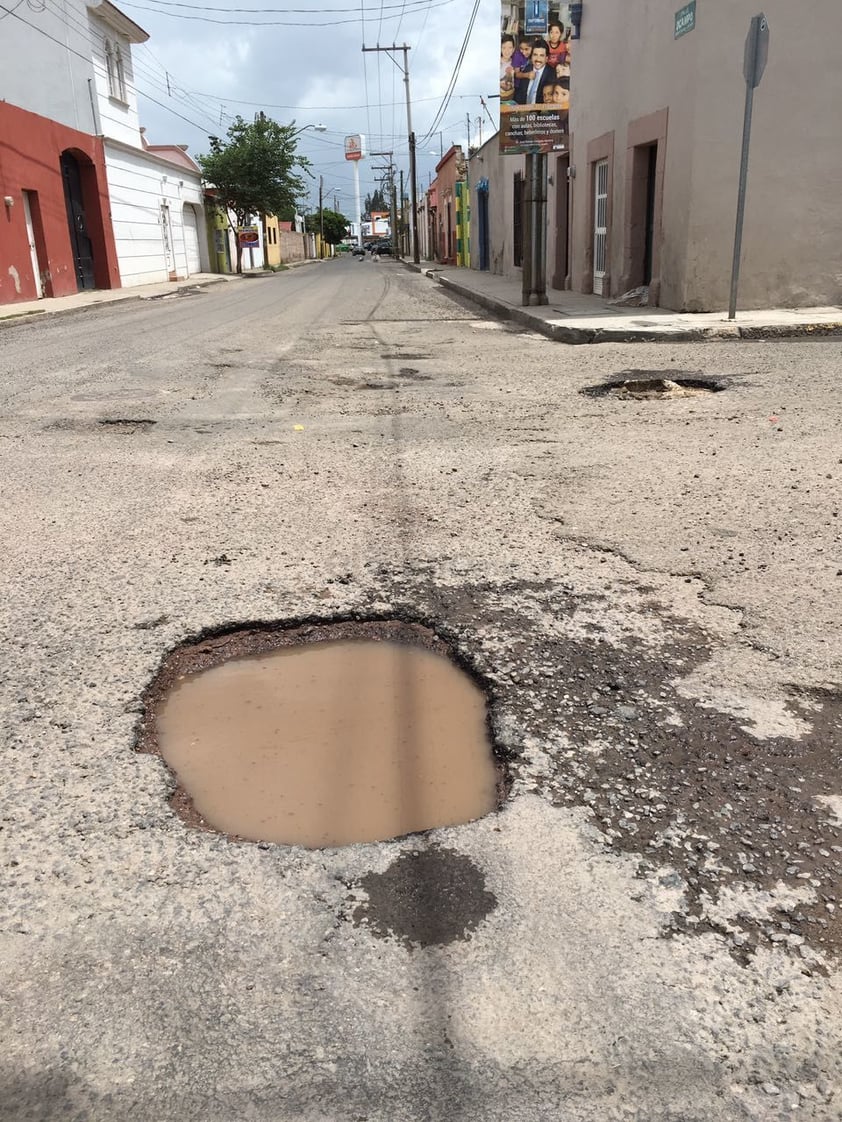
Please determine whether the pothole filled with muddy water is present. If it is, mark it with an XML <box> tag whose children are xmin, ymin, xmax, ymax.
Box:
<box><xmin>138</xmin><ymin>620</ymin><xmax>504</xmax><ymax>847</ymax></box>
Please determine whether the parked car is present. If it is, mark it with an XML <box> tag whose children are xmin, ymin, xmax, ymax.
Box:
<box><xmin>352</xmin><ymin>244</ymin><xmax>366</xmax><ymax>257</ymax></box>
<box><xmin>373</xmin><ymin>241</ymin><xmax>393</xmax><ymax>256</ymax></box>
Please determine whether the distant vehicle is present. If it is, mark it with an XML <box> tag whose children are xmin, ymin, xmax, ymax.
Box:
<box><xmin>352</xmin><ymin>245</ymin><xmax>366</xmax><ymax>257</ymax></box>
<box><xmin>373</xmin><ymin>241</ymin><xmax>393</xmax><ymax>256</ymax></box>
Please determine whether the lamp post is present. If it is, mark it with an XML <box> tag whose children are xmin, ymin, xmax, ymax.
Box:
<box><xmin>291</xmin><ymin>122</ymin><xmax>327</xmax><ymax>138</ymax></box>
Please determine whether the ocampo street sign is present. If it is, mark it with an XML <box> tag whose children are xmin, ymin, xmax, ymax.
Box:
<box><xmin>743</xmin><ymin>12</ymin><xmax>770</xmax><ymax>87</ymax></box>
<box><xmin>674</xmin><ymin>1</ymin><xmax>696</xmax><ymax>39</ymax></box>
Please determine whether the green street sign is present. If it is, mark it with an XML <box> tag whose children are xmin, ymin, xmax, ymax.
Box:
<box><xmin>674</xmin><ymin>0</ymin><xmax>696</xmax><ymax>39</ymax></box>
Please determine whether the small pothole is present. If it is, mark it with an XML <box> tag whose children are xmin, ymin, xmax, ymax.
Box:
<box><xmin>98</xmin><ymin>417</ymin><xmax>157</xmax><ymax>429</ymax></box>
<box><xmin>137</xmin><ymin>619</ymin><xmax>506</xmax><ymax>848</ymax></box>
<box><xmin>582</xmin><ymin>370</ymin><xmax>726</xmax><ymax>399</ymax></box>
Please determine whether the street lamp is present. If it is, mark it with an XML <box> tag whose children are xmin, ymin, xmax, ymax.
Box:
<box><xmin>291</xmin><ymin>123</ymin><xmax>327</xmax><ymax>138</ymax></box>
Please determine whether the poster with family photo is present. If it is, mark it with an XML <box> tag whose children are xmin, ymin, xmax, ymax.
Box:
<box><xmin>499</xmin><ymin>2</ymin><xmax>573</xmax><ymax>155</ymax></box>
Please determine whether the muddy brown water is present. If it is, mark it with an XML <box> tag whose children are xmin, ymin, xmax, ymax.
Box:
<box><xmin>153</xmin><ymin>637</ymin><xmax>498</xmax><ymax>847</ymax></box>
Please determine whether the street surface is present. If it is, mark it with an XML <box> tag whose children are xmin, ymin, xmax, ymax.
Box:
<box><xmin>1</xmin><ymin>259</ymin><xmax>841</xmax><ymax>1121</ymax></box>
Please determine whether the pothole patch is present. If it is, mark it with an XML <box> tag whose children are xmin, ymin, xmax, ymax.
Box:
<box><xmin>137</xmin><ymin>619</ymin><xmax>506</xmax><ymax>848</ymax></box>
<box><xmin>581</xmin><ymin>370</ymin><xmax>726</xmax><ymax>399</ymax></box>
<box><xmin>351</xmin><ymin>847</ymin><xmax>497</xmax><ymax>947</ymax></box>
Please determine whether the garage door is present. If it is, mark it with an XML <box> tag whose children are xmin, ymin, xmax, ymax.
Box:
<box><xmin>182</xmin><ymin>205</ymin><xmax>201</xmax><ymax>276</ymax></box>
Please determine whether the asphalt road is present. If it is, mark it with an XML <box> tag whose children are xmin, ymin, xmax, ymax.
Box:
<box><xmin>1</xmin><ymin>259</ymin><xmax>841</xmax><ymax>1121</ymax></box>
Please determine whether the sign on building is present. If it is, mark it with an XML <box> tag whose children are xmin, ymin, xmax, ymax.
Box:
<box><xmin>237</xmin><ymin>226</ymin><xmax>259</xmax><ymax>248</ymax></box>
<box><xmin>499</xmin><ymin>2</ymin><xmax>572</xmax><ymax>156</ymax></box>
<box><xmin>344</xmin><ymin>134</ymin><xmax>365</xmax><ymax>161</ymax></box>
<box><xmin>674</xmin><ymin>1</ymin><xmax>696</xmax><ymax>39</ymax></box>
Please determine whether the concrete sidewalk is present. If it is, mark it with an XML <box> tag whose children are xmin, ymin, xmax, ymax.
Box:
<box><xmin>414</xmin><ymin>263</ymin><xmax>842</xmax><ymax>344</ymax></box>
<box><xmin>0</xmin><ymin>260</ymin><xmax>319</xmax><ymax>326</ymax></box>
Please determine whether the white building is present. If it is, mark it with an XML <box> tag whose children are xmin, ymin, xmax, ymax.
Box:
<box><xmin>86</xmin><ymin>1</ymin><xmax>209</xmax><ymax>285</ymax></box>
<box><xmin>0</xmin><ymin>0</ymin><xmax>209</xmax><ymax>290</ymax></box>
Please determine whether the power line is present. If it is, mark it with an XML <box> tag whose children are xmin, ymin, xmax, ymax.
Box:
<box><xmin>119</xmin><ymin>0</ymin><xmax>455</xmax><ymax>27</ymax></box>
<box><xmin>39</xmin><ymin>0</ymin><xmax>224</xmax><ymax>131</ymax></box>
<box><xmin>2</xmin><ymin>4</ymin><xmax>224</xmax><ymax>134</ymax></box>
<box><xmin>418</xmin><ymin>0</ymin><xmax>481</xmax><ymax>143</ymax></box>
<box><xmin>135</xmin><ymin>0</ymin><xmax>441</xmax><ymax>13</ymax></box>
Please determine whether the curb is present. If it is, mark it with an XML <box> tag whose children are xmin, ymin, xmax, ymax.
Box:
<box><xmin>0</xmin><ymin>274</ymin><xmax>233</xmax><ymax>329</ymax></box>
<box><xmin>426</xmin><ymin>273</ymin><xmax>842</xmax><ymax>345</ymax></box>
<box><xmin>0</xmin><ymin>259</ymin><xmax>323</xmax><ymax>328</ymax></box>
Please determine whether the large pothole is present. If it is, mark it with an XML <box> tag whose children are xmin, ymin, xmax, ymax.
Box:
<box><xmin>137</xmin><ymin>619</ymin><xmax>506</xmax><ymax>847</ymax></box>
<box><xmin>581</xmin><ymin>370</ymin><xmax>726</xmax><ymax>399</ymax></box>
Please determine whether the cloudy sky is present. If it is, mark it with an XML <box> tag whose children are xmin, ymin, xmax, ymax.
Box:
<box><xmin>124</xmin><ymin>0</ymin><xmax>501</xmax><ymax>218</ymax></box>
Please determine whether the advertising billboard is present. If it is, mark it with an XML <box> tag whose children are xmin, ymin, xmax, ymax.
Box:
<box><xmin>344</xmin><ymin>134</ymin><xmax>366</xmax><ymax>161</ymax></box>
<box><xmin>500</xmin><ymin>2</ymin><xmax>573</xmax><ymax>155</ymax></box>
<box><xmin>237</xmin><ymin>226</ymin><xmax>260</xmax><ymax>248</ymax></box>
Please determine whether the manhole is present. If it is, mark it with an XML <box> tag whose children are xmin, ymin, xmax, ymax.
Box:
<box><xmin>581</xmin><ymin>370</ymin><xmax>725</xmax><ymax>399</ymax></box>
<box><xmin>137</xmin><ymin>620</ymin><xmax>504</xmax><ymax>847</ymax></box>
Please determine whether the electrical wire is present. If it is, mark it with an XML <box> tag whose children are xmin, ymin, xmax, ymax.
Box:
<box><xmin>418</xmin><ymin>0</ymin><xmax>481</xmax><ymax>143</ymax></box>
<box><xmin>2</xmin><ymin>4</ymin><xmax>227</xmax><ymax>134</ymax></box>
<box><xmin>39</xmin><ymin>0</ymin><xmax>224</xmax><ymax>131</ymax></box>
<box><xmin>135</xmin><ymin>0</ymin><xmax>439</xmax><ymax>14</ymax></box>
<box><xmin>119</xmin><ymin>0</ymin><xmax>455</xmax><ymax>27</ymax></box>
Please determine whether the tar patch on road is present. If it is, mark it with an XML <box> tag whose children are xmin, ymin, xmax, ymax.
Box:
<box><xmin>351</xmin><ymin>847</ymin><xmax>497</xmax><ymax>948</ymax></box>
<box><xmin>362</xmin><ymin>571</ymin><xmax>842</xmax><ymax>966</ymax></box>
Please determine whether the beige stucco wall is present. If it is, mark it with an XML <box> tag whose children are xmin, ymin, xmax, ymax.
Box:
<box><xmin>569</xmin><ymin>0</ymin><xmax>842</xmax><ymax>310</ymax></box>
<box><xmin>279</xmin><ymin>231</ymin><xmax>307</xmax><ymax>263</ymax></box>
<box><xmin>684</xmin><ymin>1</ymin><xmax>842</xmax><ymax>309</ymax></box>
<box><xmin>470</xmin><ymin>138</ymin><xmax>522</xmax><ymax>275</ymax></box>
<box><xmin>469</xmin><ymin>138</ymin><xmax>564</xmax><ymax>284</ymax></box>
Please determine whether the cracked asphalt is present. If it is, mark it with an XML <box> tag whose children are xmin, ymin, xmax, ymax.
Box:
<box><xmin>0</xmin><ymin>259</ymin><xmax>840</xmax><ymax>1120</ymax></box>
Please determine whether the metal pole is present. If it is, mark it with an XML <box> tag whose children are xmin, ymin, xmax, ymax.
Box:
<box><xmin>318</xmin><ymin>174</ymin><xmax>324</xmax><ymax>258</ymax></box>
<box><xmin>401</xmin><ymin>46</ymin><xmax>419</xmax><ymax>264</ymax></box>
<box><xmin>522</xmin><ymin>155</ymin><xmax>534</xmax><ymax>306</ymax></box>
<box><xmin>353</xmin><ymin>160</ymin><xmax>362</xmax><ymax>247</ymax></box>
<box><xmin>533</xmin><ymin>153</ymin><xmax>548</xmax><ymax>304</ymax></box>
<box><xmin>728</xmin><ymin>81</ymin><xmax>755</xmax><ymax>319</ymax></box>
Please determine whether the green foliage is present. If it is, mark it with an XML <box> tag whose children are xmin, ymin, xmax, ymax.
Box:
<box><xmin>304</xmin><ymin>208</ymin><xmax>350</xmax><ymax>246</ymax></box>
<box><xmin>198</xmin><ymin>115</ymin><xmax>310</xmax><ymax>228</ymax></box>
<box><xmin>364</xmin><ymin>188</ymin><xmax>386</xmax><ymax>217</ymax></box>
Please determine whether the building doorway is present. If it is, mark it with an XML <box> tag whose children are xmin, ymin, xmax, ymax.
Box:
<box><xmin>60</xmin><ymin>152</ymin><xmax>96</xmax><ymax>291</ymax></box>
<box><xmin>22</xmin><ymin>191</ymin><xmax>46</xmax><ymax>298</ymax></box>
<box><xmin>552</xmin><ymin>154</ymin><xmax>570</xmax><ymax>289</ymax></box>
<box><xmin>642</xmin><ymin>144</ymin><xmax>658</xmax><ymax>285</ymax></box>
<box><xmin>160</xmin><ymin>202</ymin><xmax>176</xmax><ymax>279</ymax></box>
<box><xmin>476</xmin><ymin>180</ymin><xmax>490</xmax><ymax>271</ymax></box>
<box><xmin>592</xmin><ymin>158</ymin><xmax>608</xmax><ymax>295</ymax></box>
<box><xmin>182</xmin><ymin>203</ymin><xmax>202</xmax><ymax>276</ymax></box>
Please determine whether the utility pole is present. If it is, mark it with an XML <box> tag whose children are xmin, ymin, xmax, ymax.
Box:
<box><xmin>318</xmin><ymin>174</ymin><xmax>324</xmax><ymax>258</ymax></box>
<box><xmin>362</xmin><ymin>43</ymin><xmax>419</xmax><ymax>264</ymax></box>
<box><xmin>399</xmin><ymin>168</ymin><xmax>405</xmax><ymax>255</ymax></box>
<box><xmin>371</xmin><ymin>151</ymin><xmax>396</xmax><ymax>255</ymax></box>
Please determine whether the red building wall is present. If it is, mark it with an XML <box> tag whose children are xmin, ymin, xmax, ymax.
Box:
<box><xmin>0</xmin><ymin>102</ymin><xmax>120</xmax><ymax>304</ymax></box>
<box><xmin>431</xmin><ymin>147</ymin><xmax>462</xmax><ymax>266</ymax></box>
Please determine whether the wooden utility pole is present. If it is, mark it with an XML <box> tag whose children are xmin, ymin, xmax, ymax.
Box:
<box><xmin>362</xmin><ymin>43</ymin><xmax>419</xmax><ymax>264</ymax></box>
<box><xmin>318</xmin><ymin>174</ymin><xmax>324</xmax><ymax>258</ymax></box>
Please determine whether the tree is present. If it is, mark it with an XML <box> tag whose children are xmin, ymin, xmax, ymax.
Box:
<box><xmin>364</xmin><ymin>188</ymin><xmax>386</xmax><ymax>218</ymax></box>
<box><xmin>305</xmin><ymin>208</ymin><xmax>350</xmax><ymax>247</ymax></box>
<box><xmin>198</xmin><ymin>114</ymin><xmax>310</xmax><ymax>273</ymax></box>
